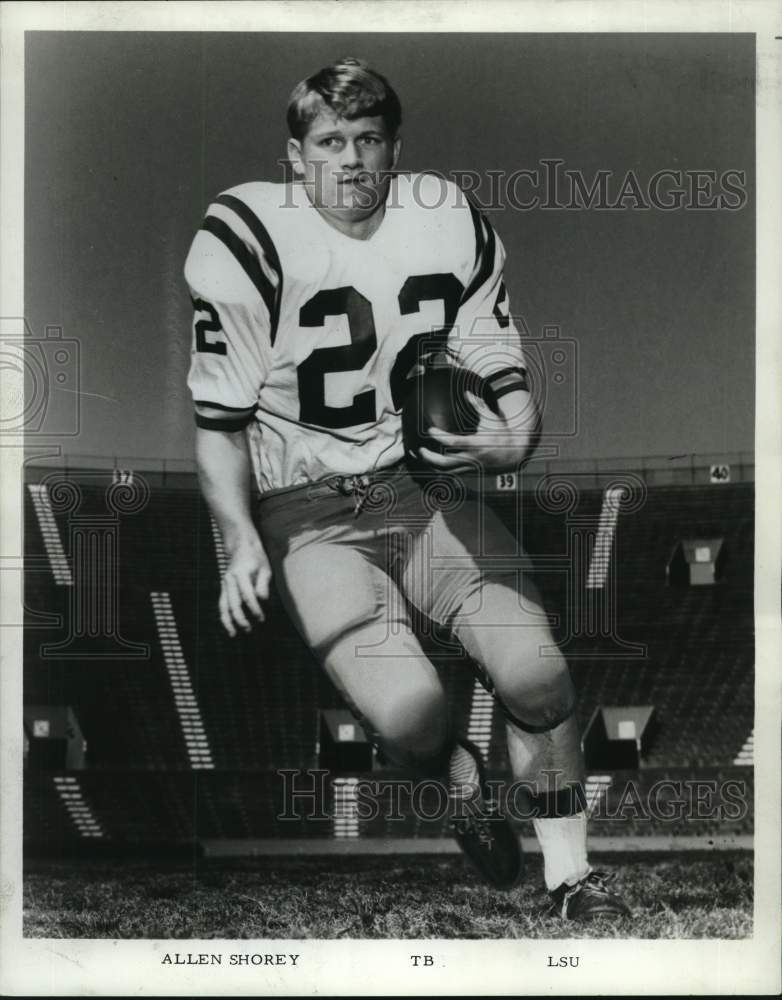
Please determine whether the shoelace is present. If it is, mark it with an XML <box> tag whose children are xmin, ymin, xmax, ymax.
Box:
<box><xmin>559</xmin><ymin>869</ymin><xmax>617</xmax><ymax>918</ymax></box>
<box><xmin>585</xmin><ymin>869</ymin><xmax>616</xmax><ymax>887</ymax></box>
<box><xmin>328</xmin><ymin>474</ymin><xmax>372</xmax><ymax>517</ymax></box>
<box><xmin>452</xmin><ymin>813</ymin><xmax>495</xmax><ymax>850</ymax></box>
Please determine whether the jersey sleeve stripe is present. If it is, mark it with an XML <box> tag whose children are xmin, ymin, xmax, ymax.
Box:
<box><xmin>216</xmin><ymin>193</ymin><xmax>283</xmax><ymax>345</ymax></box>
<box><xmin>194</xmin><ymin>410</ymin><xmax>256</xmax><ymax>432</ymax></box>
<box><xmin>484</xmin><ymin>366</ymin><xmax>527</xmax><ymax>387</ymax></box>
<box><xmin>491</xmin><ymin>377</ymin><xmax>530</xmax><ymax>400</ymax></box>
<box><xmin>484</xmin><ymin>366</ymin><xmax>530</xmax><ymax>402</ymax></box>
<box><xmin>461</xmin><ymin>212</ymin><xmax>496</xmax><ymax>305</ymax></box>
<box><xmin>201</xmin><ymin>215</ymin><xmax>276</xmax><ymax>323</ymax></box>
<box><xmin>193</xmin><ymin>399</ymin><xmax>259</xmax><ymax>413</ymax></box>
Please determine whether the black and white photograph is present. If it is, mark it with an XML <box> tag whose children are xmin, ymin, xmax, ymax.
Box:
<box><xmin>0</xmin><ymin>1</ymin><xmax>780</xmax><ymax>995</ymax></box>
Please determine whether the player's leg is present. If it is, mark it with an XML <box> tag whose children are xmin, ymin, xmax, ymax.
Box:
<box><xmin>274</xmin><ymin>538</ymin><xmax>450</xmax><ymax>769</ymax></box>
<box><xmin>449</xmin><ymin>577</ymin><xmax>590</xmax><ymax>893</ymax></box>
<box><xmin>259</xmin><ymin>478</ymin><xmax>522</xmax><ymax>887</ymax></box>
<box><xmin>278</xmin><ymin>535</ymin><xmax>521</xmax><ymax>887</ymax></box>
<box><xmin>406</xmin><ymin>537</ymin><xmax>589</xmax><ymax>889</ymax></box>
<box><xmin>456</xmin><ymin>584</ymin><xmax>629</xmax><ymax>917</ymax></box>
<box><xmin>383</xmin><ymin>478</ymin><xmax>522</xmax><ymax>887</ymax></box>
<box><xmin>257</xmin><ymin>482</ymin><xmax>451</xmax><ymax>769</ymax></box>
<box><xmin>399</xmin><ymin>487</ymin><xmax>581</xmax><ymax>799</ymax></box>
<box><xmin>403</xmin><ymin>491</ymin><xmax>629</xmax><ymax>917</ymax></box>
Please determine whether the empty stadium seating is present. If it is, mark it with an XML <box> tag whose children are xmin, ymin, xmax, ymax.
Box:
<box><xmin>23</xmin><ymin>470</ymin><xmax>755</xmax><ymax>849</ymax></box>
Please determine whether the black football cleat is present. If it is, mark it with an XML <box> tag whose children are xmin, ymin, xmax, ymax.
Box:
<box><xmin>549</xmin><ymin>869</ymin><xmax>631</xmax><ymax>921</ymax></box>
<box><xmin>449</xmin><ymin>740</ymin><xmax>523</xmax><ymax>890</ymax></box>
<box><xmin>451</xmin><ymin>805</ymin><xmax>524</xmax><ymax>889</ymax></box>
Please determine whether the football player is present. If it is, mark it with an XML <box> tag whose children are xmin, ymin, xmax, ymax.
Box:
<box><xmin>186</xmin><ymin>57</ymin><xmax>629</xmax><ymax>920</ymax></box>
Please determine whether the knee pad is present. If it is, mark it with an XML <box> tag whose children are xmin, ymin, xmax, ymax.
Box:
<box><xmin>475</xmin><ymin>657</ymin><xmax>576</xmax><ymax>734</ymax></box>
<box><xmin>501</xmin><ymin>692</ymin><xmax>576</xmax><ymax>734</ymax></box>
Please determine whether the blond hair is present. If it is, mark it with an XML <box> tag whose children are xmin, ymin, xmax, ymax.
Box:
<box><xmin>286</xmin><ymin>57</ymin><xmax>402</xmax><ymax>139</ymax></box>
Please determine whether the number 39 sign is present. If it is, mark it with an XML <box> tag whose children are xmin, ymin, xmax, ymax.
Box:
<box><xmin>496</xmin><ymin>472</ymin><xmax>517</xmax><ymax>491</ymax></box>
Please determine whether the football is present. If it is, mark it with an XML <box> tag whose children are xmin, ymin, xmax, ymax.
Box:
<box><xmin>402</xmin><ymin>364</ymin><xmax>488</xmax><ymax>458</ymax></box>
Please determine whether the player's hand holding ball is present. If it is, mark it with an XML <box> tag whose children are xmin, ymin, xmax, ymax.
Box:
<box><xmin>403</xmin><ymin>364</ymin><xmax>536</xmax><ymax>474</ymax></box>
<box><xmin>219</xmin><ymin>529</ymin><xmax>272</xmax><ymax>637</ymax></box>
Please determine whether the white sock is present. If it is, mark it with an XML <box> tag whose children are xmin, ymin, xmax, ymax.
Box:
<box><xmin>532</xmin><ymin>812</ymin><xmax>590</xmax><ymax>891</ymax></box>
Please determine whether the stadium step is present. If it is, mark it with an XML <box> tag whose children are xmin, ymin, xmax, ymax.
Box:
<box><xmin>586</xmin><ymin>486</ymin><xmax>625</xmax><ymax>589</ymax></box>
<box><xmin>466</xmin><ymin>681</ymin><xmax>494</xmax><ymax>756</ymax></box>
<box><xmin>150</xmin><ymin>591</ymin><xmax>215</xmax><ymax>770</ymax></box>
<box><xmin>733</xmin><ymin>730</ymin><xmax>754</xmax><ymax>766</ymax></box>
<box><xmin>333</xmin><ymin>777</ymin><xmax>360</xmax><ymax>839</ymax></box>
<box><xmin>28</xmin><ymin>484</ymin><xmax>72</xmax><ymax>585</ymax></box>
<box><xmin>584</xmin><ymin>774</ymin><xmax>613</xmax><ymax>815</ymax></box>
<box><xmin>53</xmin><ymin>775</ymin><xmax>104</xmax><ymax>838</ymax></box>
<box><xmin>209</xmin><ymin>514</ymin><xmax>228</xmax><ymax>577</ymax></box>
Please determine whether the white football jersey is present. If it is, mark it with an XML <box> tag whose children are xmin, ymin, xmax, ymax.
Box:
<box><xmin>185</xmin><ymin>173</ymin><xmax>527</xmax><ymax>494</ymax></box>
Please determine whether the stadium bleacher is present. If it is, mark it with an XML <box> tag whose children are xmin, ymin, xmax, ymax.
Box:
<box><xmin>23</xmin><ymin>470</ymin><xmax>755</xmax><ymax>850</ymax></box>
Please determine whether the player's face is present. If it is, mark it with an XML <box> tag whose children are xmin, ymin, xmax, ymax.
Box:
<box><xmin>288</xmin><ymin>110</ymin><xmax>401</xmax><ymax>225</ymax></box>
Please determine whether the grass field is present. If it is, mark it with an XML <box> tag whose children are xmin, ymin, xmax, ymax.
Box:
<box><xmin>23</xmin><ymin>850</ymin><xmax>752</xmax><ymax>939</ymax></box>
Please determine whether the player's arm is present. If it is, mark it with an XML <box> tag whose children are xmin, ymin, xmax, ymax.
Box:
<box><xmin>185</xmin><ymin>216</ymin><xmax>277</xmax><ymax>635</ymax></box>
<box><xmin>420</xmin><ymin>209</ymin><xmax>539</xmax><ymax>472</ymax></box>
<box><xmin>195</xmin><ymin>409</ymin><xmax>257</xmax><ymax>547</ymax></box>
<box><xmin>423</xmin><ymin>363</ymin><xmax>541</xmax><ymax>472</ymax></box>
<box><xmin>195</xmin><ymin>412</ymin><xmax>270</xmax><ymax>636</ymax></box>
<box><xmin>420</xmin><ymin>383</ymin><xmax>540</xmax><ymax>473</ymax></box>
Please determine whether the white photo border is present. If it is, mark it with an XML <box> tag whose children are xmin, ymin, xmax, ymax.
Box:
<box><xmin>1</xmin><ymin>1</ymin><xmax>780</xmax><ymax>995</ymax></box>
